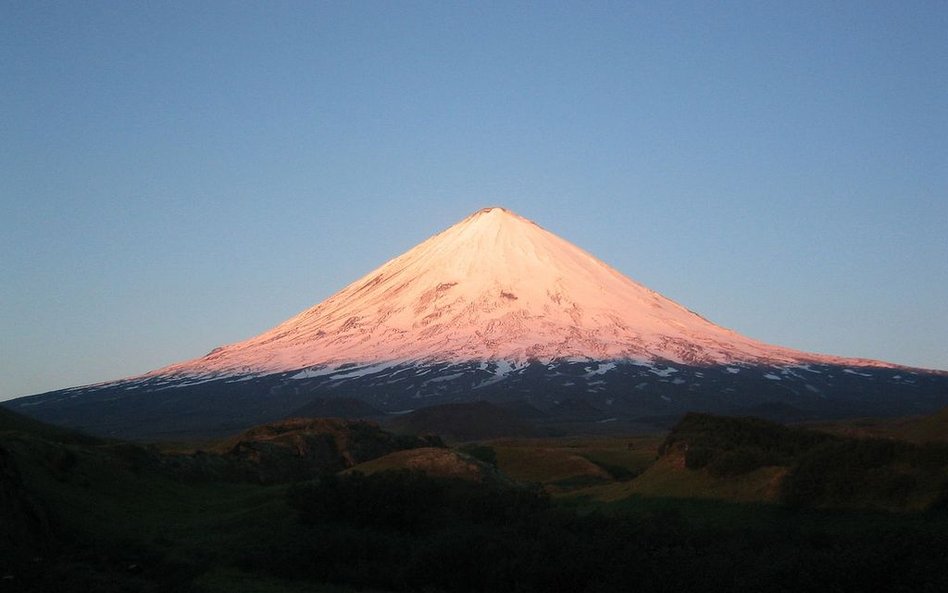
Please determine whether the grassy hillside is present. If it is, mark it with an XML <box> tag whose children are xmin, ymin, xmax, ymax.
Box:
<box><xmin>345</xmin><ymin>447</ymin><xmax>504</xmax><ymax>483</ymax></box>
<box><xmin>489</xmin><ymin>436</ymin><xmax>658</xmax><ymax>491</ymax></box>
<box><xmin>574</xmin><ymin>457</ymin><xmax>788</xmax><ymax>505</ymax></box>
<box><xmin>597</xmin><ymin>412</ymin><xmax>948</xmax><ymax>511</ymax></box>
<box><xmin>0</xmin><ymin>409</ymin><xmax>436</xmax><ymax>591</ymax></box>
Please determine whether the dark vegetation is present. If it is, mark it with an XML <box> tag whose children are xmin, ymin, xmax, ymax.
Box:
<box><xmin>457</xmin><ymin>443</ymin><xmax>498</xmax><ymax>466</ymax></box>
<box><xmin>661</xmin><ymin>412</ymin><xmax>837</xmax><ymax>476</ymax></box>
<box><xmin>203</xmin><ymin>417</ymin><xmax>442</xmax><ymax>483</ymax></box>
<box><xmin>287</xmin><ymin>470</ymin><xmax>545</xmax><ymax>533</ymax></box>
<box><xmin>117</xmin><ymin>417</ymin><xmax>445</xmax><ymax>484</ymax></box>
<box><xmin>254</xmin><ymin>469</ymin><xmax>948</xmax><ymax>593</ymax></box>
<box><xmin>0</xmin><ymin>405</ymin><xmax>101</xmax><ymax>446</ymax></box>
<box><xmin>661</xmin><ymin>412</ymin><xmax>948</xmax><ymax>510</ymax></box>
<box><xmin>2</xmin><ymin>406</ymin><xmax>947</xmax><ymax>591</ymax></box>
<box><xmin>810</xmin><ymin>405</ymin><xmax>948</xmax><ymax>443</ymax></box>
<box><xmin>781</xmin><ymin>438</ymin><xmax>948</xmax><ymax>509</ymax></box>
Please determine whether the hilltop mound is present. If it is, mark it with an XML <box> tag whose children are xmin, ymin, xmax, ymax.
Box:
<box><xmin>162</xmin><ymin>417</ymin><xmax>443</xmax><ymax>484</ymax></box>
<box><xmin>347</xmin><ymin>447</ymin><xmax>505</xmax><ymax>484</ymax></box>
<box><xmin>658</xmin><ymin>412</ymin><xmax>835</xmax><ymax>475</ymax></box>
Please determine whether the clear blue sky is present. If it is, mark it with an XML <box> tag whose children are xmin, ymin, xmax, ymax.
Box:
<box><xmin>2</xmin><ymin>1</ymin><xmax>946</xmax><ymax>400</ymax></box>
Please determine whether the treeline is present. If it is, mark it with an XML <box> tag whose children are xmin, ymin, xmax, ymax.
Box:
<box><xmin>781</xmin><ymin>438</ymin><xmax>948</xmax><ymax>509</ymax></box>
<box><xmin>239</xmin><ymin>469</ymin><xmax>948</xmax><ymax>593</ymax></box>
<box><xmin>662</xmin><ymin>413</ymin><xmax>948</xmax><ymax>510</ymax></box>
<box><xmin>660</xmin><ymin>412</ymin><xmax>837</xmax><ymax>475</ymax></box>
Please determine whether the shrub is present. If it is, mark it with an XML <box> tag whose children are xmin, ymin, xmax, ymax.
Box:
<box><xmin>287</xmin><ymin>470</ymin><xmax>445</xmax><ymax>532</ymax></box>
<box><xmin>779</xmin><ymin>438</ymin><xmax>948</xmax><ymax>509</ymax></box>
<box><xmin>458</xmin><ymin>444</ymin><xmax>497</xmax><ymax>466</ymax></box>
<box><xmin>706</xmin><ymin>446</ymin><xmax>768</xmax><ymax>477</ymax></box>
<box><xmin>684</xmin><ymin>445</ymin><xmax>713</xmax><ymax>469</ymax></box>
<box><xmin>287</xmin><ymin>469</ymin><xmax>549</xmax><ymax>533</ymax></box>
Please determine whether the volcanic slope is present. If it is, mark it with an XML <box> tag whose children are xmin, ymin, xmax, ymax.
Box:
<box><xmin>153</xmin><ymin>207</ymin><xmax>864</xmax><ymax>372</ymax></box>
<box><xmin>8</xmin><ymin>208</ymin><xmax>947</xmax><ymax>439</ymax></box>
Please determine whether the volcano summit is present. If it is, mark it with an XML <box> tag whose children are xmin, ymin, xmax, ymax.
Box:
<box><xmin>147</xmin><ymin>207</ymin><xmax>878</xmax><ymax>371</ymax></box>
<box><xmin>9</xmin><ymin>207</ymin><xmax>947</xmax><ymax>439</ymax></box>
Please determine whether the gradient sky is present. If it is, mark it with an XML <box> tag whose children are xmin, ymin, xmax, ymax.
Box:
<box><xmin>2</xmin><ymin>2</ymin><xmax>946</xmax><ymax>401</ymax></box>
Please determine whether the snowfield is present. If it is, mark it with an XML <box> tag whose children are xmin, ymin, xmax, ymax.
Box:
<box><xmin>143</xmin><ymin>207</ymin><xmax>898</xmax><ymax>381</ymax></box>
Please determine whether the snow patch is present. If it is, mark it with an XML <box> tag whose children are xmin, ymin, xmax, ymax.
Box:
<box><xmin>115</xmin><ymin>207</ymin><xmax>904</xmax><ymax>385</ymax></box>
<box><xmin>473</xmin><ymin>360</ymin><xmax>521</xmax><ymax>388</ymax></box>
<box><xmin>322</xmin><ymin>362</ymin><xmax>396</xmax><ymax>381</ymax></box>
<box><xmin>291</xmin><ymin>366</ymin><xmax>340</xmax><ymax>380</ymax></box>
<box><xmin>424</xmin><ymin>373</ymin><xmax>464</xmax><ymax>384</ymax></box>
<box><xmin>584</xmin><ymin>362</ymin><xmax>617</xmax><ymax>377</ymax></box>
<box><xmin>493</xmin><ymin>360</ymin><xmax>516</xmax><ymax>377</ymax></box>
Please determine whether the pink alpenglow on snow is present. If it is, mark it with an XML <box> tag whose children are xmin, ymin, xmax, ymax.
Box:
<box><xmin>152</xmin><ymin>207</ymin><xmax>897</xmax><ymax>380</ymax></box>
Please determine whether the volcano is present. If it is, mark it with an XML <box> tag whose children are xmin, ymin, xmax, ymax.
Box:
<box><xmin>150</xmin><ymin>207</ymin><xmax>885</xmax><ymax>372</ymax></box>
<box><xmin>8</xmin><ymin>207</ymin><xmax>947</xmax><ymax>439</ymax></box>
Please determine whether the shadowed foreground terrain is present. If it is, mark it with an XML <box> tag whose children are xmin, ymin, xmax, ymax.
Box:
<box><xmin>1</xmin><ymin>406</ymin><xmax>947</xmax><ymax>592</ymax></box>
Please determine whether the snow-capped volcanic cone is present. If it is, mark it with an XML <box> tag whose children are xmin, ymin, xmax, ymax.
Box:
<box><xmin>8</xmin><ymin>207</ymin><xmax>947</xmax><ymax>439</ymax></box>
<box><xmin>155</xmin><ymin>207</ymin><xmax>880</xmax><ymax>377</ymax></box>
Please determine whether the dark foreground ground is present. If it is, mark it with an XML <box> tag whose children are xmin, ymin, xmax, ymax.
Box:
<box><xmin>2</xmin><ymin>406</ymin><xmax>947</xmax><ymax>592</ymax></box>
